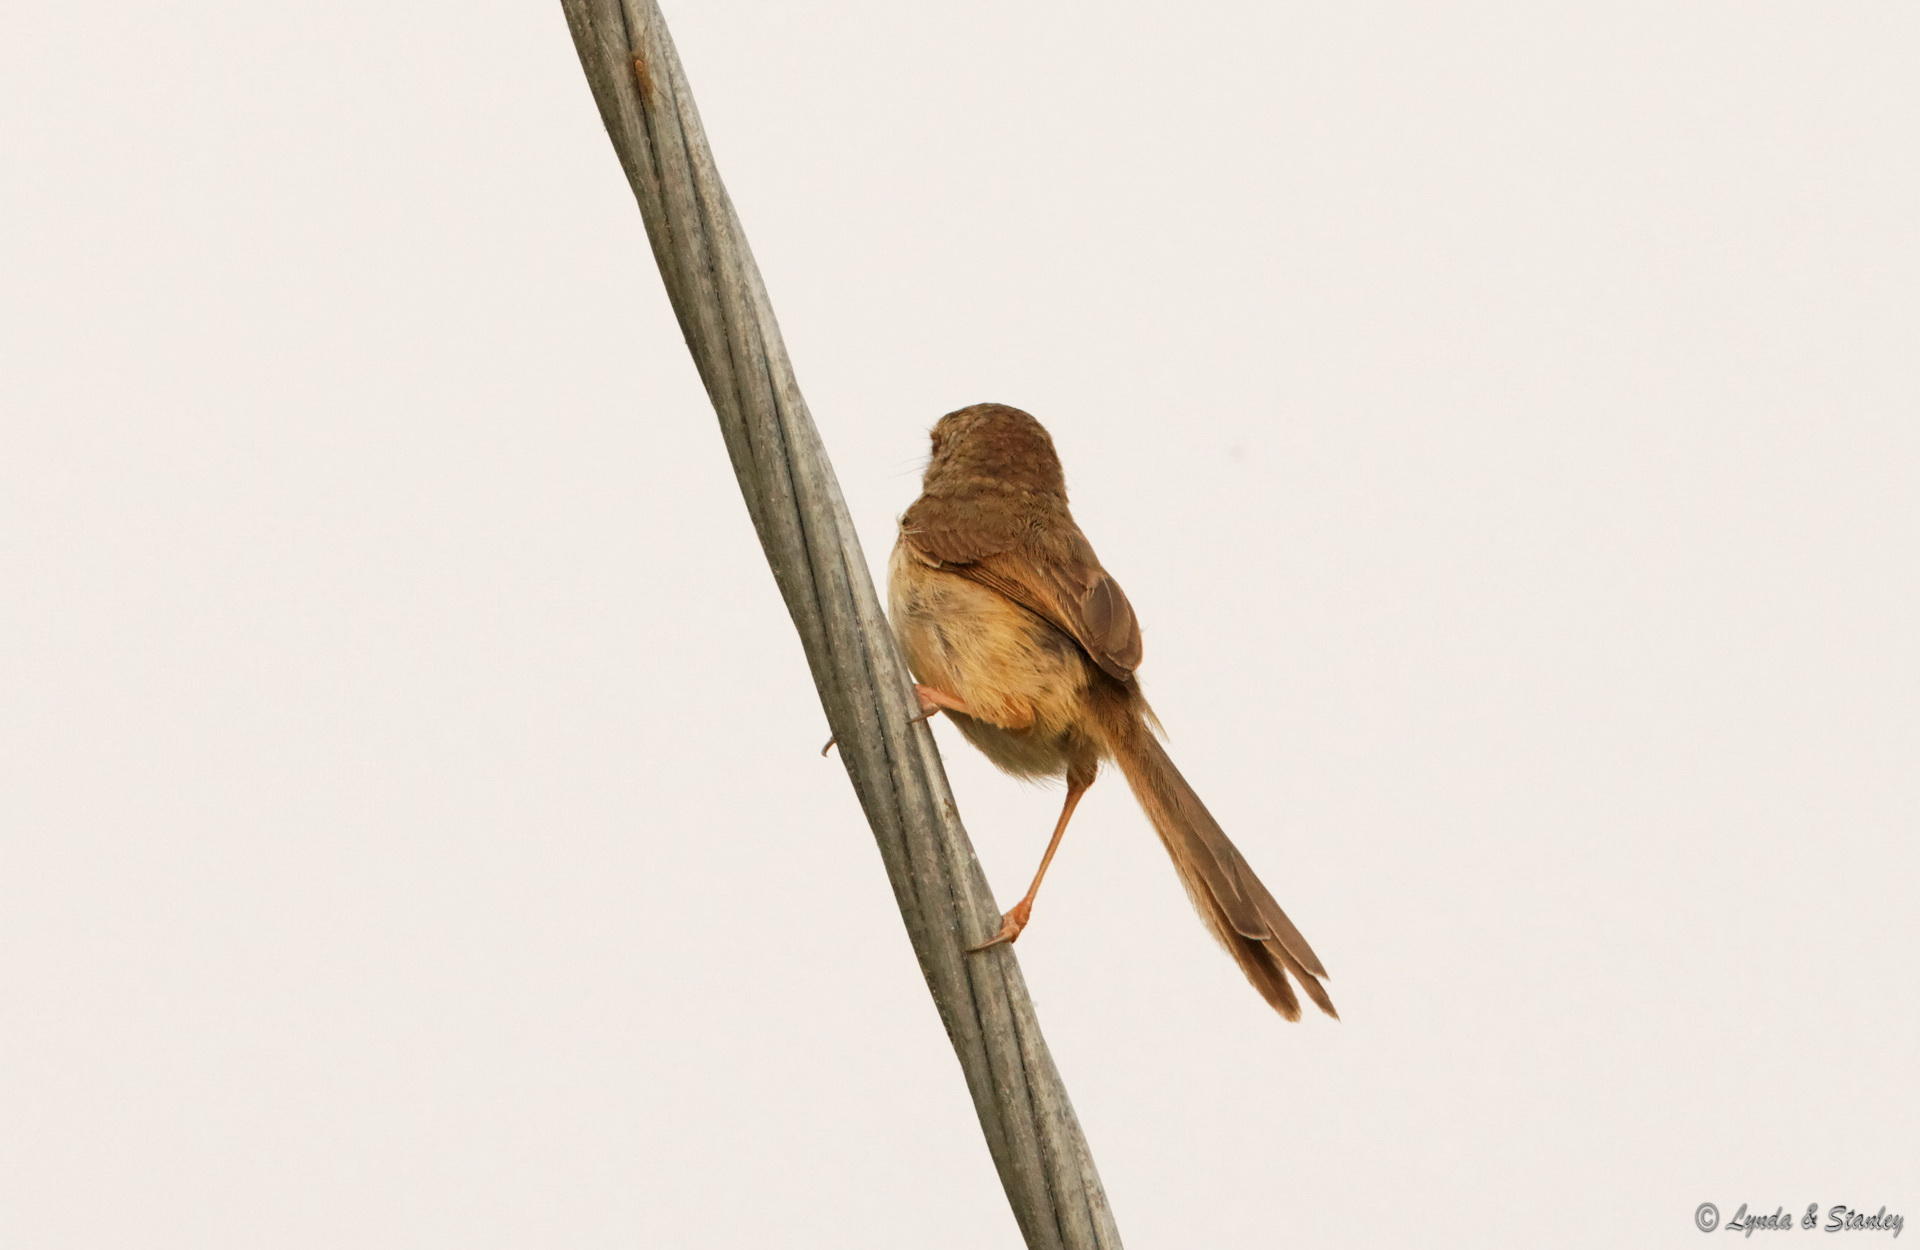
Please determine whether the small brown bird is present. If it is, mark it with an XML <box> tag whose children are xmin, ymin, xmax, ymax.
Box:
<box><xmin>887</xmin><ymin>402</ymin><xmax>1335</xmax><ymax>1020</ymax></box>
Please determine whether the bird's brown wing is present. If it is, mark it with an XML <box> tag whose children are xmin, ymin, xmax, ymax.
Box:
<box><xmin>902</xmin><ymin>497</ymin><xmax>1143</xmax><ymax>682</ymax></box>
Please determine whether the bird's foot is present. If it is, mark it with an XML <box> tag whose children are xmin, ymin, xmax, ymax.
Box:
<box><xmin>826</xmin><ymin>684</ymin><xmax>971</xmax><ymax>756</ymax></box>
<box><xmin>967</xmin><ymin>900</ymin><xmax>1033</xmax><ymax>952</ymax></box>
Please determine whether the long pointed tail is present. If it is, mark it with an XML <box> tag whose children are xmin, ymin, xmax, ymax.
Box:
<box><xmin>1108</xmin><ymin>722</ymin><xmax>1335</xmax><ymax>1021</ymax></box>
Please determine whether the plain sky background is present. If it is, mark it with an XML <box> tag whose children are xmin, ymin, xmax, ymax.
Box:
<box><xmin>3</xmin><ymin>2</ymin><xmax>1915</xmax><ymax>1247</ymax></box>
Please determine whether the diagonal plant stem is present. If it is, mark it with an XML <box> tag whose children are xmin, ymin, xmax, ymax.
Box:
<box><xmin>556</xmin><ymin>3</ymin><xmax>1124</xmax><ymax>1246</ymax></box>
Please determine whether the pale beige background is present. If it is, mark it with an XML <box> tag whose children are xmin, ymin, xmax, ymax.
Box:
<box><xmin>2</xmin><ymin>2</ymin><xmax>1915</xmax><ymax>1247</ymax></box>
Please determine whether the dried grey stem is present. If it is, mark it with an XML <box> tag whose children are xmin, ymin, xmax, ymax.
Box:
<box><xmin>556</xmin><ymin>3</ymin><xmax>1123</xmax><ymax>1246</ymax></box>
